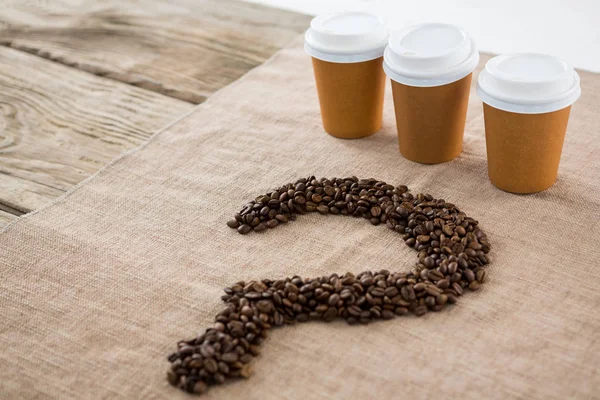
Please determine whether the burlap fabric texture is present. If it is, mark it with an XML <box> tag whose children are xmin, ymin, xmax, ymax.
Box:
<box><xmin>1</xmin><ymin>37</ymin><xmax>599</xmax><ymax>399</ymax></box>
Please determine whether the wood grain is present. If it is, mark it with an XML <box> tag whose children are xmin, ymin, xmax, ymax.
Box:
<box><xmin>0</xmin><ymin>209</ymin><xmax>17</xmax><ymax>226</ymax></box>
<box><xmin>0</xmin><ymin>0</ymin><xmax>311</xmax><ymax>103</ymax></box>
<box><xmin>0</xmin><ymin>46</ymin><xmax>193</xmax><ymax>220</ymax></box>
<box><xmin>0</xmin><ymin>0</ymin><xmax>308</xmax><ymax>228</ymax></box>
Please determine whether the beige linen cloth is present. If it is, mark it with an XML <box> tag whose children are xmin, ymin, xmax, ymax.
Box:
<box><xmin>1</xmin><ymin>37</ymin><xmax>599</xmax><ymax>399</ymax></box>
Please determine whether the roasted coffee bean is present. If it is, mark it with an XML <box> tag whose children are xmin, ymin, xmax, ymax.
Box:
<box><xmin>167</xmin><ymin>370</ymin><xmax>178</xmax><ymax>386</ymax></box>
<box><xmin>384</xmin><ymin>286</ymin><xmax>398</xmax><ymax>297</ymax></box>
<box><xmin>401</xmin><ymin>285</ymin><xmax>416</xmax><ymax>302</ymax></box>
<box><xmin>448</xmin><ymin>262</ymin><xmax>458</xmax><ymax>274</ymax></box>
<box><xmin>317</xmin><ymin>205</ymin><xmax>329</xmax><ymax>214</ymax></box>
<box><xmin>170</xmin><ymin>177</ymin><xmax>491</xmax><ymax>395</ymax></box>
<box><xmin>227</xmin><ymin>219</ymin><xmax>240</xmax><ymax>229</ymax></box>
<box><xmin>425</xmin><ymin>296</ymin><xmax>436</xmax><ymax>307</ymax></box>
<box><xmin>417</xmin><ymin>235</ymin><xmax>431</xmax><ymax>243</ymax></box>
<box><xmin>192</xmin><ymin>381</ymin><xmax>208</xmax><ymax>394</ymax></box>
<box><xmin>464</xmin><ymin>269</ymin><xmax>476</xmax><ymax>282</ymax></box>
<box><xmin>275</xmin><ymin>214</ymin><xmax>288</xmax><ymax>223</ymax></box>
<box><xmin>425</xmin><ymin>285</ymin><xmax>442</xmax><ymax>297</ymax></box>
<box><xmin>436</xmin><ymin>294</ymin><xmax>448</xmax><ymax>305</ymax></box>
<box><xmin>452</xmin><ymin>282</ymin><xmax>464</xmax><ymax>296</ymax></box>
<box><xmin>476</xmin><ymin>270</ymin><xmax>486</xmax><ymax>283</ymax></box>
<box><xmin>328</xmin><ymin>294</ymin><xmax>340</xmax><ymax>306</ymax></box>
<box><xmin>394</xmin><ymin>307</ymin><xmax>409</xmax><ymax>316</ymax></box>
<box><xmin>256</xmin><ymin>300</ymin><xmax>273</xmax><ymax>313</ymax></box>
<box><xmin>414</xmin><ymin>305</ymin><xmax>428</xmax><ymax>316</ymax></box>
<box><xmin>203</xmin><ymin>358</ymin><xmax>218</xmax><ymax>374</ymax></box>
<box><xmin>237</xmin><ymin>224</ymin><xmax>252</xmax><ymax>234</ymax></box>
<box><xmin>423</xmin><ymin>256</ymin><xmax>435</xmax><ymax>268</ymax></box>
<box><xmin>254</xmin><ymin>223</ymin><xmax>267</xmax><ymax>232</ymax></box>
<box><xmin>436</xmin><ymin>279</ymin><xmax>450</xmax><ymax>289</ymax></box>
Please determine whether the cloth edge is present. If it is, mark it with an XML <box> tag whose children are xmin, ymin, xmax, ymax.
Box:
<box><xmin>0</xmin><ymin>35</ymin><xmax>305</xmax><ymax>235</ymax></box>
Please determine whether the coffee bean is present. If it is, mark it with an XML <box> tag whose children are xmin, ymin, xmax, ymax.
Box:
<box><xmin>400</xmin><ymin>285</ymin><xmax>416</xmax><ymax>302</ymax></box>
<box><xmin>193</xmin><ymin>381</ymin><xmax>208</xmax><ymax>394</ymax></box>
<box><xmin>222</xmin><ymin>352</ymin><xmax>238</xmax><ymax>363</ymax></box>
<box><xmin>317</xmin><ymin>205</ymin><xmax>329</xmax><ymax>214</ymax></box>
<box><xmin>425</xmin><ymin>221</ymin><xmax>434</xmax><ymax>232</ymax></box>
<box><xmin>424</xmin><ymin>256</ymin><xmax>435</xmax><ymax>268</ymax></box>
<box><xmin>237</xmin><ymin>224</ymin><xmax>252</xmax><ymax>234</ymax></box>
<box><xmin>256</xmin><ymin>300</ymin><xmax>273</xmax><ymax>313</ymax></box>
<box><xmin>167</xmin><ymin>370</ymin><xmax>178</xmax><ymax>386</ymax></box>
<box><xmin>442</xmin><ymin>225</ymin><xmax>454</xmax><ymax>236</ymax></box>
<box><xmin>328</xmin><ymin>294</ymin><xmax>340</xmax><ymax>306</ymax></box>
<box><xmin>394</xmin><ymin>307</ymin><xmax>409</xmax><ymax>315</ymax></box>
<box><xmin>425</xmin><ymin>296</ymin><xmax>436</xmax><ymax>307</ymax></box>
<box><xmin>452</xmin><ymin>282</ymin><xmax>464</xmax><ymax>296</ymax></box>
<box><xmin>436</xmin><ymin>279</ymin><xmax>450</xmax><ymax>289</ymax></box>
<box><xmin>414</xmin><ymin>305</ymin><xmax>428</xmax><ymax>316</ymax></box>
<box><xmin>323</xmin><ymin>307</ymin><xmax>337</xmax><ymax>322</ymax></box>
<box><xmin>371</xmin><ymin>206</ymin><xmax>382</xmax><ymax>217</ymax></box>
<box><xmin>296</xmin><ymin>313</ymin><xmax>309</xmax><ymax>322</ymax></box>
<box><xmin>465</xmin><ymin>248</ymin><xmax>477</xmax><ymax>257</ymax></box>
<box><xmin>347</xmin><ymin>305</ymin><xmax>361</xmax><ymax>316</ymax></box>
<box><xmin>417</xmin><ymin>235</ymin><xmax>431</xmax><ymax>243</ymax></box>
<box><xmin>227</xmin><ymin>219</ymin><xmax>240</xmax><ymax>229</ymax></box>
<box><xmin>384</xmin><ymin>286</ymin><xmax>398</xmax><ymax>297</ymax></box>
<box><xmin>425</xmin><ymin>285</ymin><xmax>442</xmax><ymax>297</ymax></box>
<box><xmin>204</xmin><ymin>358</ymin><xmax>218</xmax><ymax>374</ymax></box>
<box><xmin>436</xmin><ymin>294</ymin><xmax>448</xmax><ymax>305</ymax></box>
<box><xmin>245</xmin><ymin>292</ymin><xmax>262</xmax><ymax>300</ymax></box>
<box><xmin>476</xmin><ymin>270</ymin><xmax>486</xmax><ymax>283</ymax></box>
<box><xmin>240</xmin><ymin>365</ymin><xmax>253</xmax><ymax>379</ymax></box>
<box><xmin>448</xmin><ymin>262</ymin><xmax>458</xmax><ymax>274</ymax></box>
<box><xmin>428</xmin><ymin>270</ymin><xmax>444</xmax><ymax>282</ymax></box>
<box><xmin>464</xmin><ymin>269</ymin><xmax>475</xmax><ymax>282</ymax></box>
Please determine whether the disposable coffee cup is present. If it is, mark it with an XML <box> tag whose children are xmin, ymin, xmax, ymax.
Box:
<box><xmin>383</xmin><ymin>23</ymin><xmax>479</xmax><ymax>163</ymax></box>
<box><xmin>477</xmin><ymin>54</ymin><xmax>581</xmax><ymax>193</ymax></box>
<box><xmin>305</xmin><ymin>12</ymin><xmax>388</xmax><ymax>139</ymax></box>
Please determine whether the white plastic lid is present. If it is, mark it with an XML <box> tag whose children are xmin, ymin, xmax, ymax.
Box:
<box><xmin>383</xmin><ymin>23</ymin><xmax>479</xmax><ymax>87</ymax></box>
<box><xmin>477</xmin><ymin>53</ymin><xmax>581</xmax><ymax>114</ymax></box>
<box><xmin>304</xmin><ymin>12</ymin><xmax>389</xmax><ymax>63</ymax></box>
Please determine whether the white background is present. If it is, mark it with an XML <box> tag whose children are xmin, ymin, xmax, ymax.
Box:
<box><xmin>245</xmin><ymin>0</ymin><xmax>600</xmax><ymax>72</ymax></box>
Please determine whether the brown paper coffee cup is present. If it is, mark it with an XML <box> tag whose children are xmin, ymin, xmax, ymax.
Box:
<box><xmin>483</xmin><ymin>104</ymin><xmax>571</xmax><ymax>194</ymax></box>
<box><xmin>477</xmin><ymin>53</ymin><xmax>581</xmax><ymax>194</ymax></box>
<box><xmin>383</xmin><ymin>23</ymin><xmax>479</xmax><ymax>163</ymax></box>
<box><xmin>390</xmin><ymin>73</ymin><xmax>472</xmax><ymax>164</ymax></box>
<box><xmin>312</xmin><ymin>57</ymin><xmax>386</xmax><ymax>139</ymax></box>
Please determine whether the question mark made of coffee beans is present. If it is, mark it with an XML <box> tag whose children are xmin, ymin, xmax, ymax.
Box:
<box><xmin>167</xmin><ymin>176</ymin><xmax>491</xmax><ymax>394</ymax></box>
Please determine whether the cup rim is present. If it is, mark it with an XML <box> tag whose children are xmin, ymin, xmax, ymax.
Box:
<box><xmin>477</xmin><ymin>54</ymin><xmax>581</xmax><ymax>114</ymax></box>
<box><xmin>383</xmin><ymin>41</ymin><xmax>479</xmax><ymax>87</ymax></box>
<box><xmin>304</xmin><ymin>33</ymin><xmax>387</xmax><ymax>63</ymax></box>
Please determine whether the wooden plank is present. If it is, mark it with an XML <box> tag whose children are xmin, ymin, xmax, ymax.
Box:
<box><xmin>0</xmin><ymin>172</ymin><xmax>63</xmax><ymax>214</ymax></box>
<box><xmin>0</xmin><ymin>0</ymin><xmax>311</xmax><ymax>103</ymax></box>
<box><xmin>0</xmin><ymin>209</ymin><xmax>17</xmax><ymax>226</ymax></box>
<box><xmin>0</xmin><ymin>46</ymin><xmax>194</xmax><ymax>223</ymax></box>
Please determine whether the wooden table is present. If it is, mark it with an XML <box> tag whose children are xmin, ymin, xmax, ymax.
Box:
<box><xmin>0</xmin><ymin>0</ymin><xmax>310</xmax><ymax>227</ymax></box>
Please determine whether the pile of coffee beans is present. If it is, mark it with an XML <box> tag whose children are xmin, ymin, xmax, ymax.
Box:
<box><xmin>167</xmin><ymin>176</ymin><xmax>490</xmax><ymax>394</ymax></box>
